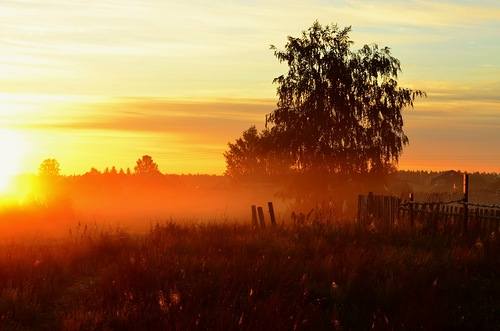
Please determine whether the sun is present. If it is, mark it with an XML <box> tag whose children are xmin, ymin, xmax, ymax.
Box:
<box><xmin>0</xmin><ymin>129</ymin><xmax>27</xmax><ymax>193</ymax></box>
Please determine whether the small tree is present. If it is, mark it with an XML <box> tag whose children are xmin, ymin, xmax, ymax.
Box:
<box><xmin>134</xmin><ymin>155</ymin><xmax>160</xmax><ymax>175</ymax></box>
<box><xmin>39</xmin><ymin>159</ymin><xmax>60</xmax><ymax>177</ymax></box>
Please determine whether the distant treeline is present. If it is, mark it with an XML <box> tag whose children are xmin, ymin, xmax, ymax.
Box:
<box><xmin>3</xmin><ymin>156</ymin><xmax>499</xmax><ymax>238</ymax></box>
<box><xmin>33</xmin><ymin>155</ymin><xmax>500</xmax><ymax>200</ymax></box>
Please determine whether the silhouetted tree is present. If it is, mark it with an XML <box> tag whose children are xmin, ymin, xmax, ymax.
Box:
<box><xmin>89</xmin><ymin>167</ymin><xmax>100</xmax><ymax>174</ymax></box>
<box><xmin>224</xmin><ymin>126</ymin><xmax>263</xmax><ymax>178</ymax></box>
<box><xmin>267</xmin><ymin>22</ymin><xmax>425</xmax><ymax>176</ymax></box>
<box><xmin>39</xmin><ymin>159</ymin><xmax>60</xmax><ymax>177</ymax></box>
<box><xmin>134</xmin><ymin>155</ymin><xmax>160</xmax><ymax>175</ymax></box>
<box><xmin>225</xmin><ymin>126</ymin><xmax>291</xmax><ymax>178</ymax></box>
<box><xmin>226</xmin><ymin>22</ymin><xmax>424</xmax><ymax>179</ymax></box>
<box><xmin>85</xmin><ymin>167</ymin><xmax>101</xmax><ymax>177</ymax></box>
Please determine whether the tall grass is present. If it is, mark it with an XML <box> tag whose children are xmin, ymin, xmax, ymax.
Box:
<box><xmin>0</xmin><ymin>223</ymin><xmax>498</xmax><ymax>330</ymax></box>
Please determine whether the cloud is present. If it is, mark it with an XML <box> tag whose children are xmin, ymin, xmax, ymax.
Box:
<box><xmin>2</xmin><ymin>91</ymin><xmax>498</xmax><ymax>173</ymax></box>
<box><xmin>7</xmin><ymin>97</ymin><xmax>275</xmax><ymax>144</ymax></box>
<box><xmin>1</xmin><ymin>1</ymin><xmax>499</xmax><ymax>173</ymax></box>
<box><xmin>2</xmin><ymin>0</ymin><xmax>499</xmax><ymax>98</ymax></box>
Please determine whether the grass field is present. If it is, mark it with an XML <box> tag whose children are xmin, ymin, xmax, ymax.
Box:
<box><xmin>0</xmin><ymin>222</ymin><xmax>498</xmax><ymax>330</ymax></box>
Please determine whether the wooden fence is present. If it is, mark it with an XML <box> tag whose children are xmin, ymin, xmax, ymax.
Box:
<box><xmin>251</xmin><ymin>202</ymin><xmax>277</xmax><ymax>228</ymax></box>
<box><xmin>357</xmin><ymin>192</ymin><xmax>500</xmax><ymax>235</ymax></box>
<box><xmin>357</xmin><ymin>193</ymin><xmax>401</xmax><ymax>229</ymax></box>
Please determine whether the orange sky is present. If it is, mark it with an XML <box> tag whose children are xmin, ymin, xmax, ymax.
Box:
<box><xmin>1</xmin><ymin>0</ymin><xmax>499</xmax><ymax>175</ymax></box>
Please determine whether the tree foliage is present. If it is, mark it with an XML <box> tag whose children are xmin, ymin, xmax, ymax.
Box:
<box><xmin>224</xmin><ymin>127</ymin><xmax>261</xmax><ymax>178</ymax></box>
<box><xmin>225</xmin><ymin>22</ymin><xmax>425</xmax><ymax>178</ymax></box>
<box><xmin>39</xmin><ymin>159</ymin><xmax>60</xmax><ymax>177</ymax></box>
<box><xmin>134</xmin><ymin>155</ymin><xmax>160</xmax><ymax>175</ymax></box>
<box><xmin>224</xmin><ymin>126</ymin><xmax>292</xmax><ymax>178</ymax></box>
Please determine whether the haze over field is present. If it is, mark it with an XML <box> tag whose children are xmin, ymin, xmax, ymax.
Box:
<box><xmin>0</xmin><ymin>3</ymin><xmax>500</xmax><ymax>330</ymax></box>
<box><xmin>1</xmin><ymin>0</ymin><xmax>499</xmax><ymax>176</ymax></box>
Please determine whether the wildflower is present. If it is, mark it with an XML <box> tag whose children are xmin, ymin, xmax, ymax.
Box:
<box><xmin>489</xmin><ymin>232</ymin><xmax>496</xmax><ymax>241</ymax></box>
<box><xmin>158</xmin><ymin>290</ymin><xmax>168</xmax><ymax>312</ymax></box>
<box><xmin>474</xmin><ymin>238</ymin><xmax>484</xmax><ymax>250</ymax></box>
<box><xmin>170</xmin><ymin>289</ymin><xmax>181</xmax><ymax>306</ymax></box>
<box><xmin>124</xmin><ymin>291</ymin><xmax>134</xmax><ymax>301</ymax></box>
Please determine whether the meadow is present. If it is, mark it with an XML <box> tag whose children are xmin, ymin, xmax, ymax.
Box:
<box><xmin>0</xmin><ymin>221</ymin><xmax>498</xmax><ymax>331</ymax></box>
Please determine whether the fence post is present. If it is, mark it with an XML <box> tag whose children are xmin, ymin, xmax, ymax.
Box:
<box><xmin>251</xmin><ymin>205</ymin><xmax>258</xmax><ymax>228</ymax></box>
<box><xmin>432</xmin><ymin>204</ymin><xmax>439</xmax><ymax>234</ymax></box>
<box><xmin>268</xmin><ymin>202</ymin><xmax>276</xmax><ymax>226</ymax></box>
<box><xmin>444</xmin><ymin>205</ymin><xmax>450</xmax><ymax>232</ymax></box>
<box><xmin>390</xmin><ymin>197</ymin><xmax>395</xmax><ymax>226</ymax></box>
<box><xmin>485</xmin><ymin>209</ymin><xmax>491</xmax><ymax>233</ymax></box>
<box><xmin>383</xmin><ymin>196</ymin><xmax>390</xmax><ymax>228</ymax></box>
<box><xmin>409</xmin><ymin>193</ymin><xmax>415</xmax><ymax>228</ymax></box>
<box><xmin>357</xmin><ymin>195</ymin><xmax>363</xmax><ymax>225</ymax></box>
<box><xmin>478</xmin><ymin>208</ymin><xmax>483</xmax><ymax>233</ymax></box>
<box><xmin>367</xmin><ymin>192</ymin><xmax>374</xmax><ymax>219</ymax></box>
<box><xmin>497</xmin><ymin>210</ymin><xmax>500</xmax><ymax>232</ymax></box>
<box><xmin>257</xmin><ymin>206</ymin><xmax>266</xmax><ymax>228</ymax></box>
<box><xmin>463</xmin><ymin>173</ymin><xmax>469</xmax><ymax>234</ymax></box>
<box><xmin>490</xmin><ymin>209</ymin><xmax>496</xmax><ymax>233</ymax></box>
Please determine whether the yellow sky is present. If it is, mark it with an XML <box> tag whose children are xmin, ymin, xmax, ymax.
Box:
<box><xmin>1</xmin><ymin>0</ymin><xmax>499</xmax><ymax>174</ymax></box>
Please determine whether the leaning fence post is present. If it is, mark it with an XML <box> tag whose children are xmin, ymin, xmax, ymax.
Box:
<box><xmin>257</xmin><ymin>206</ymin><xmax>266</xmax><ymax>228</ymax></box>
<box><xmin>463</xmin><ymin>173</ymin><xmax>469</xmax><ymax>234</ymax></box>
<box><xmin>251</xmin><ymin>205</ymin><xmax>258</xmax><ymax>228</ymax></box>
<box><xmin>268</xmin><ymin>202</ymin><xmax>276</xmax><ymax>226</ymax></box>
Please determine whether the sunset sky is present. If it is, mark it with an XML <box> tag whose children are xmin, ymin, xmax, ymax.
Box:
<box><xmin>1</xmin><ymin>0</ymin><xmax>499</xmax><ymax>175</ymax></box>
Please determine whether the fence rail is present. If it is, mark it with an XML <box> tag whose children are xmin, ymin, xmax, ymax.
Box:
<box><xmin>357</xmin><ymin>192</ymin><xmax>500</xmax><ymax>235</ymax></box>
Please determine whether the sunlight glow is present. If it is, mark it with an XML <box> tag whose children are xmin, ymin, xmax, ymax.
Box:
<box><xmin>0</xmin><ymin>130</ymin><xmax>28</xmax><ymax>193</ymax></box>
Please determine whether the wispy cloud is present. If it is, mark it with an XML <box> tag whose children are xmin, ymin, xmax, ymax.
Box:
<box><xmin>1</xmin><ymin>1</ymin><xmax>499</xmax><ymax>173</ymax></box>
<box><xmin>2</xmin><ymin>0</ymin><xmax>499</xmax><ymax>97</ymax></box>
<box><xmin>3</xmin><ymin>97</ymin><xmax>273</xmax><ymax>144</ymax></box>
<box><xmin>4</xmin><ymin>93</ymin><xmax>499</xmax><ymax>173</ymax></box>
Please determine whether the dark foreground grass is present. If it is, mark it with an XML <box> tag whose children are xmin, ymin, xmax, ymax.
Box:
<box><xmin>0</xmin><ymin>223</ymin><xmax>498</xmax><ymax>331</ymax></box>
